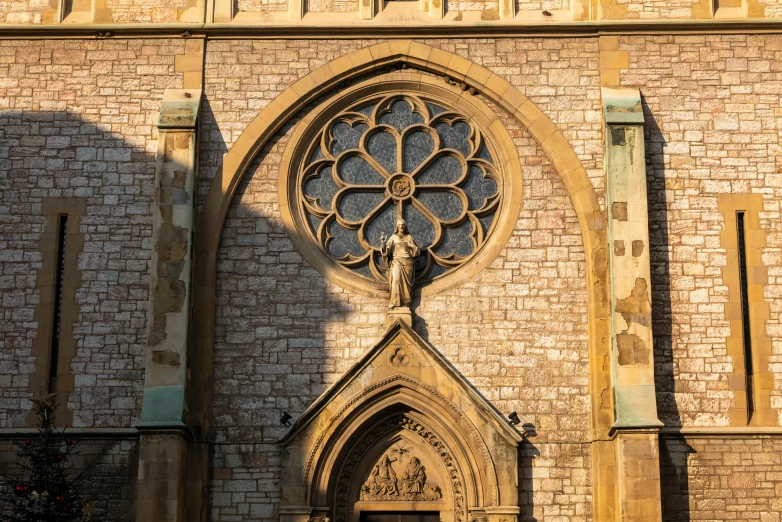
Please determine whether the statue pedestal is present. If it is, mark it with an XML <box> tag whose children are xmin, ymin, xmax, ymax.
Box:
<box><xmin>386</xmin><ymin>306</ymin><xmax>412</xmax><ymax>328</ymax></box>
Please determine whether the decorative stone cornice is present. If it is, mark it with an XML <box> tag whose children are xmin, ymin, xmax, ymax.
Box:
<box><xmin>1</xmin><ymin>19</ymin><xmax>782</xmax><ymax>39</ymax></box>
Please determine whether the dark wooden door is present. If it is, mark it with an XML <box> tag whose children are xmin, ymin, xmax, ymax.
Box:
<box><xmin>360</xmin><ymin>512</ymin><xmax>439</xmax><ymax>522</ymax></box>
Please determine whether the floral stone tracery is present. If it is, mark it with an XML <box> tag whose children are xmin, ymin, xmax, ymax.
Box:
<box><xmin>299</xmin><ymin>94</ymin><xmax>501</xmax><ymax>285</ymax></box>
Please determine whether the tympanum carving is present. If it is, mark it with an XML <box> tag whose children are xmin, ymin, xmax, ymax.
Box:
<box><xmin>360</xmin><ymin>453</ymin><xmax>442</xmax><ymax>501</ymax></box>
<box><xmin>334</xmin><ymin>414</ymin><xmax>463</xmax><ymax>522</ymax></box>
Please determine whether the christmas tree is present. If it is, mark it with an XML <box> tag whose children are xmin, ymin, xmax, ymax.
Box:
<box><xmin>0</xmin><ymin>394</ymin><xmax>94</xmax><ymax>521</ymax></box>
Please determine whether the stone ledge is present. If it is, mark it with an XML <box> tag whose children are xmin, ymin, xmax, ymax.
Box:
<box><xmin>0</xmin><ymin>428</ymin><xmax>140</xmax><ymax>439</ymax></box>
<box><xmin>1</xmin><ymin>19</ymin><xmax>782</xmax><ymax>39</ymax></box>
<box><xmin>660</xmin><ymin>427</ymin><xmax>782</xmax><ymax>438</ymax></box>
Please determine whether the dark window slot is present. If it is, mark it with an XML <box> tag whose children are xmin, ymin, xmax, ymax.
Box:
<box><xmin>48</xmin><ymin>215</ymin><xmax>68</xmax><ymax>394</ymax></box>
<box><xmin>737</xmin><ymin>211</ymin><xmax>754</xmax><ymax>422</ymax></box>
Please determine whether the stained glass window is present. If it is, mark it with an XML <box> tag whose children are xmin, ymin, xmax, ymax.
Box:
<box><xmin>299</xmin><ymin>94</ymin><xmax>501</xmax><ymax>284</ymax></box>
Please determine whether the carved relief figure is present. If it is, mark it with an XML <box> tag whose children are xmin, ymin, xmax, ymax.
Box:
<box><xmin>365</xmin><ymin>454</ymin><xmax>398</xmax><ymax>496</ymax></box>
<box><xmin>380</xmin><ymin>220</ymin><xmax>420</xmax><ymax>309</ymax></box>
<box><xmin>360</xmin><ymin>452</ymin><xmax>442</xmax><ymax>502</ymax></box>
<box><xmin>400</xmin><ymin>457</ymin><xmax>426</xmax><ymax>495</ymax></box>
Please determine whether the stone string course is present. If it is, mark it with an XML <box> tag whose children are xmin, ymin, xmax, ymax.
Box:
<box><xmin>0</xmin><ymin>38</ymin><xmax>185</xmax><ymax>428</ymax></box>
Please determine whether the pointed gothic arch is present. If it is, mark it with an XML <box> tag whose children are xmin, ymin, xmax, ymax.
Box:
<box><xmin>188</xmin><ymin>40</ymin><xmax>615</xmax><ymax>520</ymax></box>
<box><xmin>279</xmin><ymin>322</ymin><xmax>522</xmax><ymax>522</ymax></box>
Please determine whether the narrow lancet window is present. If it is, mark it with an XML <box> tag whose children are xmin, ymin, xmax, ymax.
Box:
<box><xmin>736</xmin><ymin>211</ymin><xmax>754</xmax><ymax>422</ymax></box>
<box><xmin>48</xmin><ymin>215</ymin><xmax>68</xmax><ymax>393</ymax></box>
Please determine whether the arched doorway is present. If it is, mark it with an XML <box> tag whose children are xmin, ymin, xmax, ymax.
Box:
<box><xmin>279</xmin><ymin>322</ymin><xmax>523</xmax><ymax>522</ymax></box>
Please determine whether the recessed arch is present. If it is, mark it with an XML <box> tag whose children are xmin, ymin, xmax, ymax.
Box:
<box><xmin>277</xmin><ymin>322</ymin><xmax>523</xmax><ymax>522</ymax></box>
<box><xmin>188</xmin><ymin>39</ymin><xmax>613</xmax><ymax>521</ymax></box>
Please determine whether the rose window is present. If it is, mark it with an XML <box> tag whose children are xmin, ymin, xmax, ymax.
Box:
<box><xmin>299</xmin><ymin>94</ymin><xmax>501</xmax><ymax>284</ymax></box>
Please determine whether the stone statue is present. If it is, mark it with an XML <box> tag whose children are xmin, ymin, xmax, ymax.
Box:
<box><xmin>399</xmin><ymin>456</ymin><xmax>426</xmax><ymax>495</ymax></box>
<box><xmin>380</xmin><ymin>219</ymin><xmax>420</xmax><ymax>309</ymax></box>
<box><xmin>365</xmin><ymin>454</ymin><xmax>398</xmax><ymax>496</ymax></box>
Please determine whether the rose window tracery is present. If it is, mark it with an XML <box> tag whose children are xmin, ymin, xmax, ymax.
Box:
<box><xmin>299</xmin><ymin>94</ymin><xmax>501</xmax><ymax>283</ymax></box>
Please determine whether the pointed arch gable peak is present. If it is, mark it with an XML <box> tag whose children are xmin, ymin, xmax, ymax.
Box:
<box><xmin>277</xmin><ymin>320</ymin><xmax>523</xmax><ymax>516</ymax></box>
<box><xmin>279</xmin><ymin>320</ymin><xmax>523</xmax><ymax>448</ymax></box>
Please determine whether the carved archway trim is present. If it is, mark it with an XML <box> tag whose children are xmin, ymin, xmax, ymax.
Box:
<box><xmin>191</xmin><ymin>40</ymin><xmax>614</xmax><ymax>521</ymax></box>
<box><xmin>311</xmin><ymin>383</ymin><xmax>487</xmax><ymax>511</ymax></box>
<box><xmin>300</xmin><ymin>373</ymin><xmax>494</xmax><ymax>495</ymax></box>
<box><xmin>332</xmin><ymin>413</ymin><xmax>466</xmax><ymax>522</ymax></box>
<box><xmin>278</xmin><ymin>81</ymin><xmax>522</xmax><ymax>298</ymax></box>
<box><xmin>279</xmin><ymin>321</ymin><xmax>523</xmax><ymax>522</ymax></box>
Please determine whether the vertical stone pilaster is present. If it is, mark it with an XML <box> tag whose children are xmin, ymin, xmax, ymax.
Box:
<box><xmin>136</xmin><ymin>88</ymin><xmax>201</xmax><ymax>522</ymax></box>
<box><xmin>426</xmin><ymin>0</ymin><xmax>444</xmax><ymax>19</ymax></box>
<box><xmin>603</xmin><ymin>87</ymin><xmax>663</xmax><ymax>522</ymax></box>
<box><xmin>359</xmin><ymin>0</ymin><xmax>376</xmax><ymax>21</ymax></box>
<box><xmin>614</xmin><ymin>431</ymin><xmax>663</xmax><ymax>521</ymax></box>
<box><xmin>213</xmin><ymin>0</ymin><xmax>234</xmax><ymax>22</ymax></box>
<box><xmin>570</xmin><ymin>0</ymin><xmax>591</xmax><ymax>19</ymax></box>
<box><xmin>136</xmin><ymin>431</ymin><xmax>189</xmax><ymax>522</ymax></box>
<box><xmin>499</xmin><ymin>0</ymin><xmax>515</xmax><ymax>20</ymax></box>
<box><xmin>289</xmin><ymin>0</ymin><xmax>305</xmax><ymax>20</ymax></box>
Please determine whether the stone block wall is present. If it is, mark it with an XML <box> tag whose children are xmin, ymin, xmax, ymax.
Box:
<box><xmin>660</xmin><ymin>436</ymin><xmax>782</xmax><ymax>520</ymax></box>
<box><xmin>107</xmin><ymin>0</ymin><xmax>189</xmax><ymax>23</ymax></box>
<box><xmin>0</xmin><ymin>39</ymin><xmax>185</xmax><ymax>428</ymax></box>
<box><xmin>617</xmin><ymin>34</ymin><xmax>782</xmax><ymax>428</ymax></box>
<box><xmin>204</xmin><ymin>38</ymin><xmax>601</xmax><ymax>522</ymax></box>
<box><xmin>599</xmin><ymin>0</ymin><xmax>709</xmax><ymax>20</ymax></box>
<box><xmin>0</xmin><ymin>0</ymin><xmax>58</xmax><ymax>24</ymax></box>
<box><xmin>304</xmin><ymin>0</ymin><xmax>357</xmax><ymax>12</ymax></box>
<box><xmin>237</xmin><ymin>0</ymin><xmax>288</xmax><ymax>13</ymax></box>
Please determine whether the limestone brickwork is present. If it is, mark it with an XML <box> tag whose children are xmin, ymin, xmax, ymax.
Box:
<box><xmin>0</xmin><ymin>38</ymin><xmax>186</xmax><ymax>428</ymax></box>
<box><xmin>238</xmin><ymin>0</ymin><xmax>288</xmax><ymax>12</ymax></box>
<box><xmin>1</xmin><ymin>3</ymin><xmax>782</xmax><ymax>520</ymax></box>
<box><xmin>106</xmin><ymin>0</ymin><xmax>190</xmax><ymax>23</ymax></box>
<box><xmin>304</xmin><ymin>0</ymin><xmax>356</xmax><ymax>13</ymax></box>
<box><xmin>614</xmin><ymin>35</ymin><xmax>782</xmax><ymax>427</ymax></box>
<box><xmin>0</xmin><ymin>0</ymin><xmax>58</xmax><ymax>24</ymax></box>
<box><xmin>660</xmin><ymin>436</ymin><xmax>782</xmax><ymax>519</ymax></box>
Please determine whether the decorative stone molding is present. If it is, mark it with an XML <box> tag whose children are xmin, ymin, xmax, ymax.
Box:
<box><xmin>717</xmin><ymin>194</ymin><xmax>776</xmax><ymax>427</ymax></box>
<box><xmin>279</xmin><ymin>80</ymin><xmax>523</xmax><ymax>298</ymax></box>
<box><xmin>28</xmin><ymin>198</ymin><xmax>87</xmax><ymax>428</ymax></box>
<box><xmin>192</xmin><ymin>41</ymin><xmax>610</xmax><ymax>522</ymax></box>
<box><xmin>279</xmin><ymin>321</ymin><xmax>522</xmax><ymax>522</ymax></box>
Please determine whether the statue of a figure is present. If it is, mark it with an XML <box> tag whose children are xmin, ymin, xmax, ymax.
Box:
<box><xmin>366</xmin><ymin>454</ymin><xmax>398</xmax><ymax>496</ymax></box>
<box><xmin>399</xmin><ymin>457</ymin><xmax>426</xmax><ymax>495</ymax></box>
<box><xmin>380</xmin><ymin>220</ymin><xmax>420</xmax><ymax>309</ymax></box>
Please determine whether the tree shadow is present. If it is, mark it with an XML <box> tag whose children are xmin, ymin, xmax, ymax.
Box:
<box><xmin>643</xmin><ymin>97</ymin><xmax>693</xmax><ymax>522</ymax></box>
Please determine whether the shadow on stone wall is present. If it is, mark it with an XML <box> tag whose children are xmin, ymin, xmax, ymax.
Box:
<box><xmin>0</xmin><ymin>107</ymin><xmax>162</xmax><ymax>520</ymax></box>
<box><xmin>643</xmin><ymin>99</ymin><xmax>694</xmax><ymax>521</ymax></box>
<box><xmin>206</xmin><ymin>112</ymin><xmax>358</xmax><ymax>519</ymax></box>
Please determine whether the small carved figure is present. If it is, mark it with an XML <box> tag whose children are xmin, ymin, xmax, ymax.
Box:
<box><xmin>366</xmin><ymin>454</ymin><xmax>398</xmax><ymax>496</ymax></box>
<box><xmin>380</xmin><ymin>220</ymin><xmax>420</xmax><ymax>309</ymax></box>
<box><xmin>399</xmin><ymin>457</ymin><xmax>426</xmax><ymax>495</ymax></box>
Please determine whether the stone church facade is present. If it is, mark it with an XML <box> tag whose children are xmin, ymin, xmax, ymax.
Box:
<box><xmin>1</xmin><ymin>0</ymin><xmax>782</xmax><ymax>520</ymax></box>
